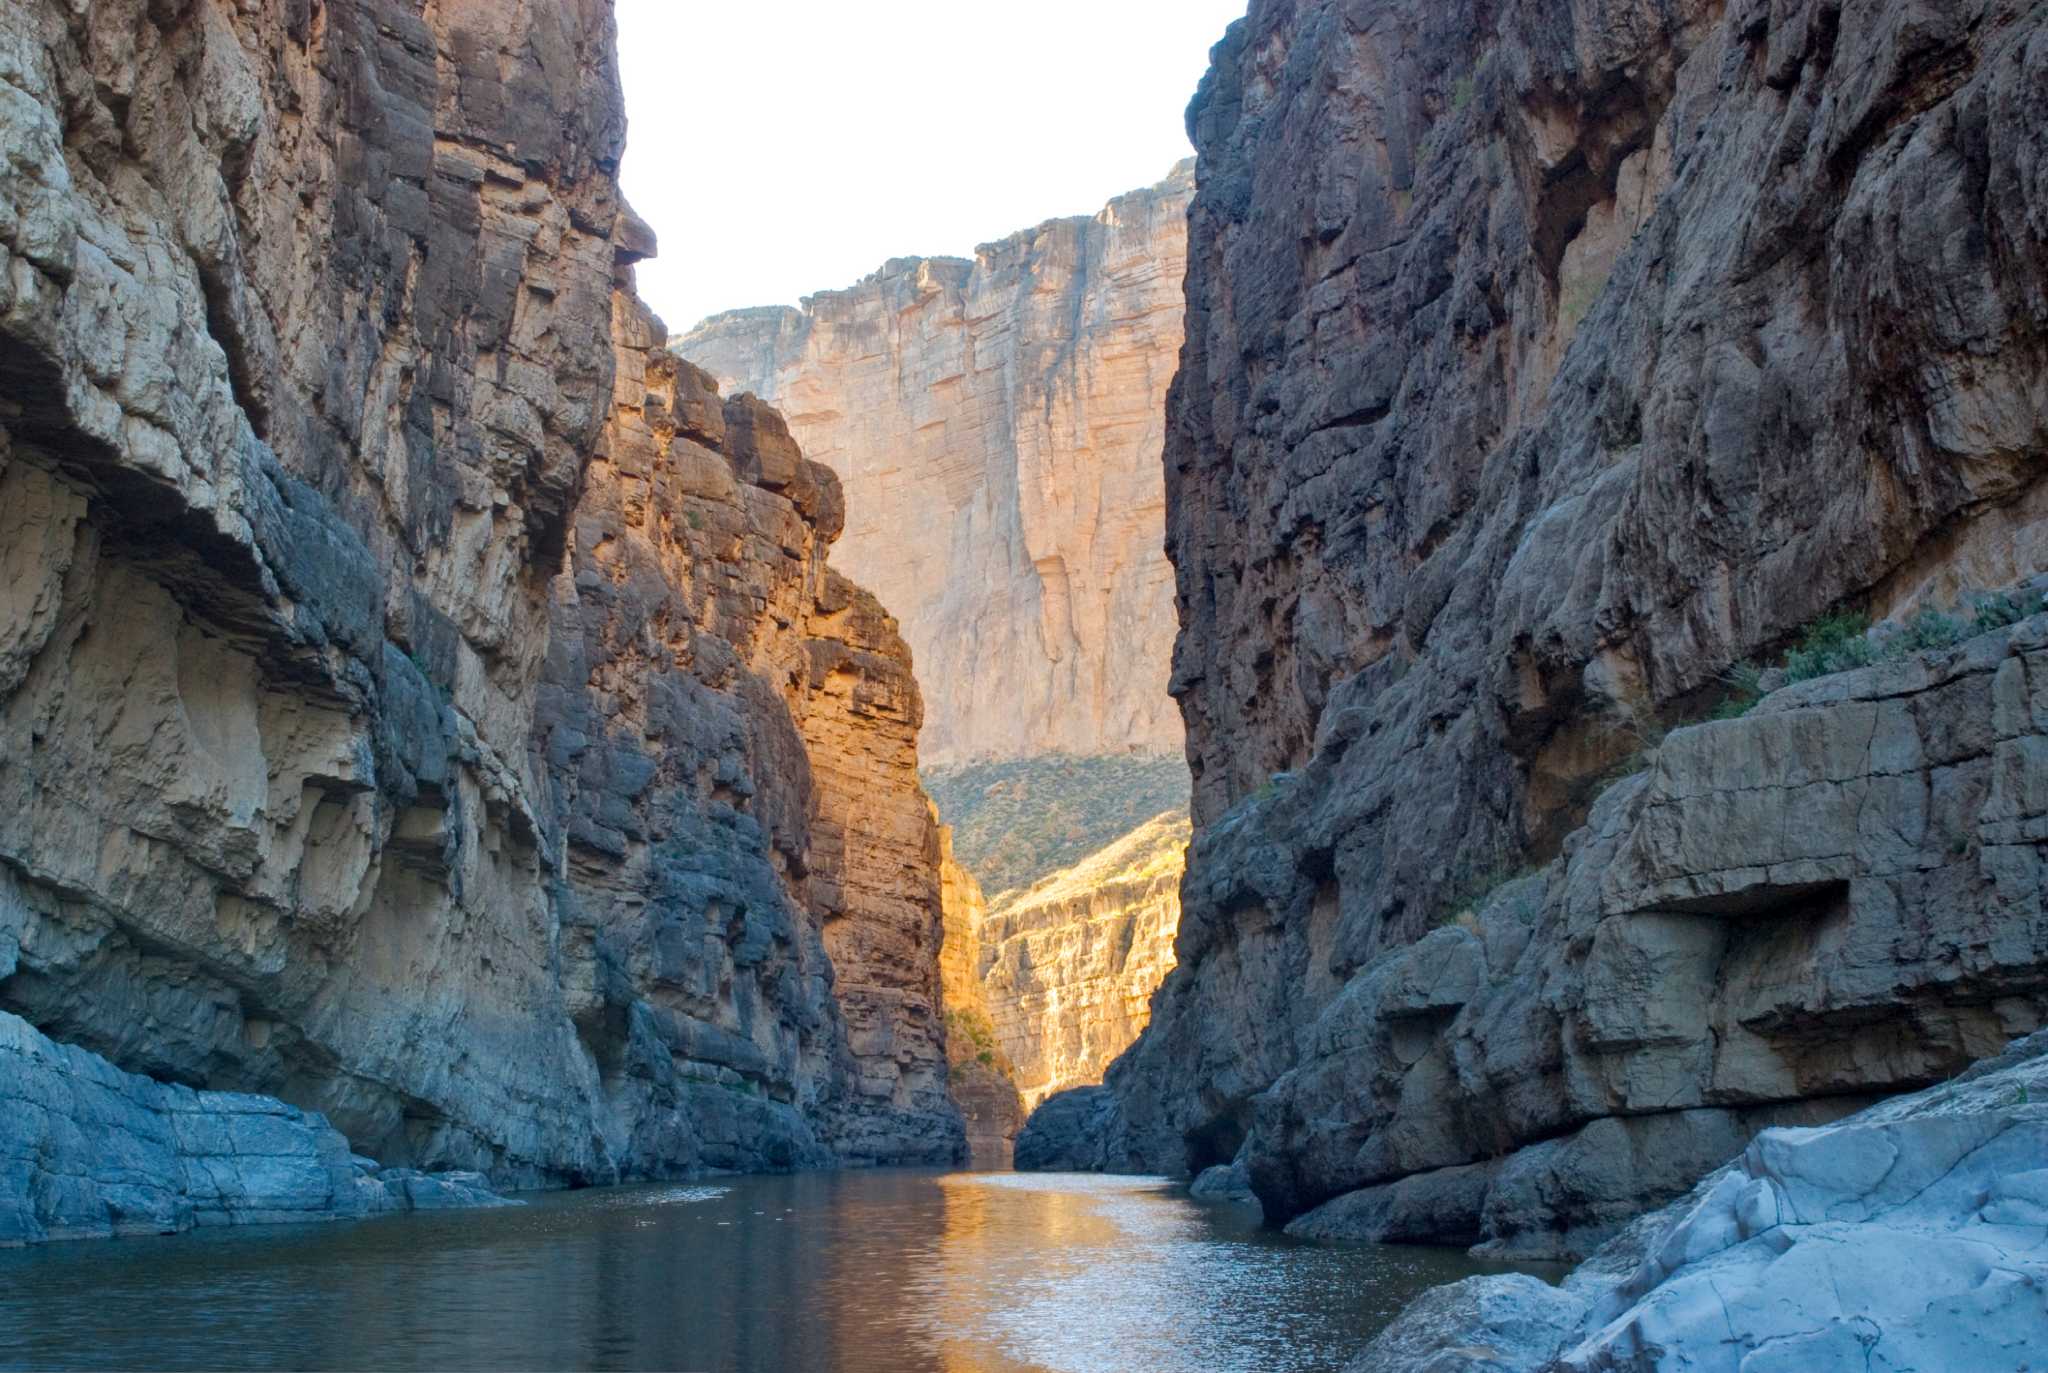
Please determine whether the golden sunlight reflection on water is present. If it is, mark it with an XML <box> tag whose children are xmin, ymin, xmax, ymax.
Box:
<box><xmin>0</xmin><ymin>1170</ymin><xmax>1555</xmax><ymax>1373</ymax></box>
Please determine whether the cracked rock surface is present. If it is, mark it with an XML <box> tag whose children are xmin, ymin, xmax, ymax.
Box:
<box><xmin>1025</xmin><ymin>615</ymin><xmax>2048</xmax><ymax>1261</ymax></box>
<box><xmin>1350</xmin><ymin>1028</ymin><xmax>2048</xmax><ymax>1372</ymax></box>
<box><xmin>1024</xmin><ymin>0</ymin><xmax>2048</xmax><ymax>1272</ymax></box>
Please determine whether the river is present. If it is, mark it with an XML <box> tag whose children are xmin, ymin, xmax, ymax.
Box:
<box><xmin>0</xmin><ymin>1170</ymin><xmax>1553</xmax><ymax>1372</ymax></box>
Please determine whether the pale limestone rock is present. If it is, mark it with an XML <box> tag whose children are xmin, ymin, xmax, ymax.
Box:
<box><xmin>1354</xmin><ymin>1031</ymin><xmax>2048</xmax><ymax>1372</ymax></box>
<box><xmin>676</xmin><ymin>166</ymin><xmax>1193</xmax><ymax>767</ymax></box>
<box><xmin>936</xmin><ymin>809</ymin><xmax>1186</xmax><ymax>1159</ymax></box>
<box><xmin>977</xmin><ymin>811</ymin><xmax>1188</xmax><ymax>1110</ymax></box>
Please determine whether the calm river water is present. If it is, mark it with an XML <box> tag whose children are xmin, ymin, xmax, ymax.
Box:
<box><xmin>0</xmin><ymin>1170</ymin><xmax>1550</xmax><ymax>1373</ymax></box>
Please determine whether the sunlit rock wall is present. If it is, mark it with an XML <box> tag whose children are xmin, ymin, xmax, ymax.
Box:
<box><xmin>0</xmin><ymin>0</ymin><xmax>961</xmax><ymax>1198</ymax></box>
<box><xmin>676</xmin><ymin>165</ymin><xmax>1193</xmax><ymax>767</ymax></box>
<box><xmin>977</xmin><ymin>812</ymin><xmax>1187</xmax><ymax>1110</ymax></box>
<box><xmin>935</xmin><ymin>822</ymin><xmax>1026</xmax><ymax>1166</ymax></box>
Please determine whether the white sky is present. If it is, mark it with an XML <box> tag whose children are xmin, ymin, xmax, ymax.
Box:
<box><xmin>614</xmin><ymin>0</ymin><xmax>1248</xmax><ymax>333</ymax></box>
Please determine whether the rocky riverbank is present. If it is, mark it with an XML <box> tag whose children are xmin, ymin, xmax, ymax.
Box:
<box><xmin>1021</xmin><ymin>603</ymin><xmax>2048</xmax><ymax>1262</ymax></box>
<box><xmin>1352</xmin><ymin>1029</ymin><xmax>2048</xmax><ymax>1372</ymax></box>
<box><xmin>0</xmin><ymin>0</ymin><xmax>960</xmax><ymax>1227</ymax></box>
<box><xmin>0</xmin><ymin>1011</ymin><xmax>505</xmax><ymax>1246</ymax></box>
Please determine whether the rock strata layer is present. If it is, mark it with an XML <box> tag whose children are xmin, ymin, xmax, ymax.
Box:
<box><xmin>1024</xmin><ymin>0</ymin><xmax>2048</xmax><ymax>1260</ymax></box>
<box><xmin>977</xmin><ymin>811</ymin><xmax>1187</xmax><ymax>1110</ymax></box>
<box><xmin>0</xmin><ymin>0</ymin><xmax>960</xmax><ymax>1216</ymax></box>
<box><xmin>1023</xmin><ymin>613</ymin><xmax>2048</xmax><ymax>1259</ymax></box>
<box><xmin>676</xmin><ymin>166</ymin><xmax>1194</xmax><ymax>766</ymax></box>
<box><xmin>1351</xmin><ymin>1029</ymin><xmax>2048</xmax><ymax>1372</ymax></box>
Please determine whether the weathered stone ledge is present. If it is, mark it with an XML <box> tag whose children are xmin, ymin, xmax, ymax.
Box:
<box><xmin>1022</xmin><ymin>613</ymin><xmax>2048</xmax><ymax>1263</ymax></box>
<box><xmin>0</xmin><ymin>1011</ymin><xmax>508</xmax><ymax>1247</ymax></box>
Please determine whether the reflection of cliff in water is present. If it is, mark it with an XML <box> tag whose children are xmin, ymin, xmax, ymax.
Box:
<box><xmin>0</xmin><ymin>1173</ymin><xmax>1551</xmax><ymax>1371</ymax></box>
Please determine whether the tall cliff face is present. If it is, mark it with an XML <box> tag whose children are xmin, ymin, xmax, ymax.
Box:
<box><xmin>0</xmin><ymin>0</ymin><xmax>959</xmax><ymax>1205</ymax></box>
<box><xmin>1023</xmin><ymin>0</ymin><xmax>2048</xmax><ymax>1252</ymax></box>
<box><xmin>676</xmin><ymin>165</ymin><xmax>1194</xmax><ymax>767</ymax></box>
<box><xmin>977</xmin><ymin>811</ymin><xmax>1187</xmax><ymax>1110</ymax></box>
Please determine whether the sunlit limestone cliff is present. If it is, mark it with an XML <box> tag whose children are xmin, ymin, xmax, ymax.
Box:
<box><xmin>676</xmin><ymin>164</ymin><xmax>1193</xmax><ymax>769</ymax></box>
<box><xmin>0</xmin><ymin>0</ymin><xmax>959</xmax><ymax>1244</ymax></box>
<box><xmin>1019</xmin><ymin>0</ymin><xmax>2048</xmax><ymax>1320</ymax></box>
<box><xmin>681</xmin><ymin>177</ymin><xmax>1202</xmax><ymax>1133</ymax></box>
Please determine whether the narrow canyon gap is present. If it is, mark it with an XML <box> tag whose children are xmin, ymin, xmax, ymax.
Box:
<box><xmin>681</xmin><ymin>168</ymin><xmax>1202</xmax><ymax>1165</ymax></box>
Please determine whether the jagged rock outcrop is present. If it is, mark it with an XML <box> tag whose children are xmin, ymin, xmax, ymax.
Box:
<box><xmin>1038</xmin><ymin>610</ymin><xmax>2048</xmax><ymax>1256</ymax></box>
<box><xmin>1350</xmin><ymin>1029</ymin><xmax>2048</xmax><ymax>1372</ymax></box>
<box><xmin>676</xmin><ymin>165</ymin><xmax>1194</xmax><ymax>767</ymax></box>
<box><xmin>0</xmin><ymin>0</ymin><xmax>960</xmax><ymax>1219</ymax></box>
<box><xmin>1025</xmin><ymin>0</ymin><xmax>2048</xmax><ymax>1252</ymax></box>
<box><xmin>978</xmin><ymin>811</ymin><xmax>1187</xmax><ymax>1109</ymax></box>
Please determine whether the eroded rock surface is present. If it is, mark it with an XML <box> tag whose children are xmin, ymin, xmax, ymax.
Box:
<box><xmin>1352</xmin><ymin>1030</ymin><xmax>2048</xmax><ymax>1372</ymax></box>
<box><xmin>1028</xmin><ymin>0</ymin><xmax>2048</xmax><ymax>1259</ymax></box>
<box><xmin>0</xmin><ymin>1011</ymin><xmax>505</xmax><ymax>1246</ymax></box>
<box><xmin>0</xmin><ymin>0</ymin><xmax>961</xmax><ymax>1216</ymax></box>
<box><xmin>977</xmin><ymin>811</ymin><xmax>1187</xmax><ymax>1110</ymax></box>
<box><xmin>1044</xmin><ymin>613</ymin><xmax>2048</xmax><ymax>1258</ymax></box>
<box><xmin>677</xmin><ymin>166</ymin><xmax>1193</xmax><ymax>767</ymax></box>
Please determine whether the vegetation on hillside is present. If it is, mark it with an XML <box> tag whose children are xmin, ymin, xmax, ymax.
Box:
<box><xmin>922</xmin><ymin>753</ymin><xmax>1192</xmax><ymax>899</ymax></box>
<box><xmin>1713</xmin><ymin>590</ymin><xmax>2041</xmax><ymax>720</ymax></box>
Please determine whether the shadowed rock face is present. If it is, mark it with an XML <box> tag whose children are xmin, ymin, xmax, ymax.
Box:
<box><xmin>0</xmin><ymin>0</ymin><xmax>960</xmax><ymax>1197</ymax></box>
<box><xmin>1022</xmin><ymin>0</ymin><xmax>2048</xmax><ymax>1251</ymax></box>
<box><xmin>0</xmin><ymin>1010</ymin><xmax>508</xmax><ymax>1246</ymax></box>
<box><xmin>1027</xmin><ymin>611</ymin><xmax>2048</xmax><ymax>1260</ymax></box>
<box><xmin>676</xmin><ymin>166</ymin><xmax>1194</xmax><ymax>768</ymax></box>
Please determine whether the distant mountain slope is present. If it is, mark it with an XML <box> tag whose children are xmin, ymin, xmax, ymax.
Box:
<box><xmin>923</xmin><ymin>754</ymin><xmax>1191</xmax><ymax>900</ymax></box>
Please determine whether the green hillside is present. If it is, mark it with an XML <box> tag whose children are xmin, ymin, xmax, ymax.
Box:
<box><xmin>922</xmin><ymin>753</ymin><xmax>1191</xmax><ymax>899</ymax></box>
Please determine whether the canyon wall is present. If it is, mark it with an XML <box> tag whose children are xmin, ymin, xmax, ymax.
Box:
<box><xmin>1022</xmin><ymin>0</ymin><xmax>2048</xmax><ymax>1255</ymax></box>
<box><xmin>675</xmin><ymin>165</ymin><xmax>1194</xmax><ymax>767</ymax></box>
<box><xmin>976</xmin><ymin>811</ymin><xmax>1186</xmax><ymax>1110</ymax></box>
<box><xmin>681</xmin><ymin>178</ymin><xmax>1202</xmax><ymax>1126</ymax></box>
<box><xmin>0</xmin><ymin>0</ymin><xmax>960</xmax><ymax>1217</ymax></box>
<box><xmin>934</xmin><ymin>823</ymin><xmax>1026</xmax><ymax>1166</ymax></box>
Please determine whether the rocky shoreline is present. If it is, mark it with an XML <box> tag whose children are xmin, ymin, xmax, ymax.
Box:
<box><xmin>1354</xmin><ymin>1029</ymin><xmax>2048</xmax><ymax>1371</ymax></box>
<box><xmin>0</xmin><ymin>1011</ymin><xmax>506</xmax><ymax>1247</ymax></box>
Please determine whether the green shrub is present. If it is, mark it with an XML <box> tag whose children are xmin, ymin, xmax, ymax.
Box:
<box><xmin>1972</xmin><ymin>591</ymin><xmax>2035</xmax><ymax>632</ymax></box>
<box><xmin>1780</xmin><ymin>612</ymin><xmax>1875</xmax><ymax>684</ymax></box>
<box><xmin>1451</xmin><ymin>76</ymin><xmax>1475</xmax><ymax>111</ymax></box>
<box><xmin>1710</xmin><ymin>661</ymin><xmax>1764</xmax><ymax>721</ymax></box>
<box><xmin>945</xmin><ymin>1008</ymin><xmax>1001</xmax><ymax>1068</ymax></box>
<box><xmin>1895</xmin><ymin>607</ymin><xmax>1968</xmax><ymax>654</ymax></box>
<box><xmin>1710</xmin><ymin>588</ymin><xmax>2039</xmax><ymax>725</ymax></box>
